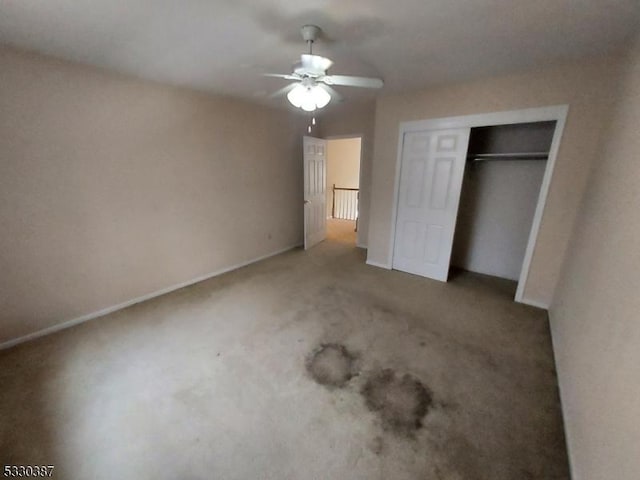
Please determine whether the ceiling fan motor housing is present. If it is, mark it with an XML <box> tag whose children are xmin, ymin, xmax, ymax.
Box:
<box><xmin>301</xmin><ymin>25</ymin><xmax>321</xmax><ymax>43</ymax></box>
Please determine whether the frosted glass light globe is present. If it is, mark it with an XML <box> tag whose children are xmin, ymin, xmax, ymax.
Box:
<box><xmin>301</xmin><ymin>94</ymin><xmax>317</xmax><ymax>112</ymax></box>
<box><xmin>287</xmin><ymin>84</ymin><xmax>307</xmax><ymax>108</ymax></box>
<box><xmin>311</xmin><ymin>86</ymin><xmax>331</xmax><ymax>108</ymax></box>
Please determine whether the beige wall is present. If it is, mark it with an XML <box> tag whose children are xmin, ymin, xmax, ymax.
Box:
<box><xmin>326</xmin><ymin>138</ymin><xmax>361</xmax><ymax>218</ymax></box>
<box><xmin>319</xmin><ymin>101</ymin><xmax>376</xmax><ymax>247</ymax></box>
<box><xmin>367</xmin><ymin>56</ymin><xmax>622</xmax><ymax>306</ymax></box>
<box><xmin>0</xmin><ymin>46</ymin><xmax>302</xmax><ymax>344</ymax></box>
<box><xmin>550</xmin><ymin>37</ymin><xmax>640</xmax><ymax>480</ymax></box>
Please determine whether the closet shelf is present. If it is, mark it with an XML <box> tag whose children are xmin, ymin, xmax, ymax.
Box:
<box><xmin>468</xmin><ymin>152</ymin><xmax>549</xmax><ymax>161</ymax></box>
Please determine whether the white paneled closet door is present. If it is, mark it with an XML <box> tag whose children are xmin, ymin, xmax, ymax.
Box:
<box><xmin>392</xmin><ymin>128</ymin><xmax>470</xmax><ymax>281</ymax></box>
<box><xmin>303</xmin><ymin>136</ymin><xmax>327</xmax><ymax>250</ymax></box>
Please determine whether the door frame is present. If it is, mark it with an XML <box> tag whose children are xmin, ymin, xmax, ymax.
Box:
<box><xmin>324</xmin><ymin>134</ymin><xmax>365</xmax><ymax>247</ymax></box>
<box><xmin>388</xmin><ymin>105</ymin><xmax>569</xmax><ymax>307</ymax></box>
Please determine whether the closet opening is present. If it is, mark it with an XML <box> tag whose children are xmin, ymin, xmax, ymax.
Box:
<box><xmin>451</xmin><ymin>121</ymin><xmax>556</xmax><ymax>284</ymax></box>
<box><xmin>387</xmin><ymin>105</ymin><xmax>568</xmax><ymax>307</ymax></box>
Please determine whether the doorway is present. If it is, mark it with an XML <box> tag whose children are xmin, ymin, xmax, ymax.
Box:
<box><xmin>326</xmin><ymin>136</ymin><xmax>362</xmax><ymax>245</ymax></box>
<box><xmin>388</xmin><ymin>106</ymin><xmax>568</xmax><ymax>306</ymax></box>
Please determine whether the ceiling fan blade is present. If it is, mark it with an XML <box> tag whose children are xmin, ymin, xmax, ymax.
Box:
<box><xmin>321</xmin><ymin>75</ymin><xmax>383</xmax><ymax>88</ymax></box>
<box><xmin>300</xmin><ymin>54</ymin><xmax>333</xmax><ymax>74</ymax></box>
<box><xmin>269</xmin><ymin>83</ymin><xmax>297</xmax><ymax>99</ymax></box>
<box><xmin>318</xmin><ymin>84</ymin><xmax>343</xmax><ymax>103</ymax></box>
<box><xmin>262</xmin><ymin>73</ymin><xmax>300</xmax><ymax>80</ymax></box>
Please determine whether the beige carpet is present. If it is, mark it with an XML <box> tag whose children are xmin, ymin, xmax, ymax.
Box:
<box><xmin>0</xmin><ymin>232</ymin><xmax>569</xmax><ymax>479</ymax></box>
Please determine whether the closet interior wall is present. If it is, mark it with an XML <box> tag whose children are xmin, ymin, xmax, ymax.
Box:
<box><xmin>452</xmin><ymin>122</ymin><xmax>556</xmax><ymax>281</ymax></box>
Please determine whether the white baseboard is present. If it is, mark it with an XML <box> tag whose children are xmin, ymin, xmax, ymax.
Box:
<box><xmin>547</xmin><ymin>309</ymin><xmax>576</xmax><ymax>480</ymax></box>
<box><xmin>0</xmin><ymin>243</ymin><xmax>302</xmax><ymax>351</ymax></box>
<box><xmin>366</xmin><ymin>259</ymin><xmax>391</xmax><ymax>270</ymax></box>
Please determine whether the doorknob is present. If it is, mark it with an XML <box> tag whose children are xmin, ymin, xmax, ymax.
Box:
<box><xmin>304</xmin><ymin>200</ymin><xmax>310</xmax><ymax>204</ymax></box>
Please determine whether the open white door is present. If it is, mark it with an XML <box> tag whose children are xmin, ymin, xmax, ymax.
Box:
<box><xmin>303</xmin><ymin>136</ymin><xmax>327</xmax><ymax>250</ymax></box>
<box><xmin>392</xmin><ymin>128</ymin><xmax>470</xmax><ymax>281</ymax></box>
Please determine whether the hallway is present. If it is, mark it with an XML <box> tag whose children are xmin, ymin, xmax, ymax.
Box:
<box><xmin>326</xmin><ymin>218</ymin><xmax>357</xmax><ymax>245</ymax></box>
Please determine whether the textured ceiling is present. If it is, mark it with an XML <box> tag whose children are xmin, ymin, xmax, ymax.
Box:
<box><xmin>1</xmin><ymin>0</ymin><xmax>638</xmax><ymax>108</ymax></box>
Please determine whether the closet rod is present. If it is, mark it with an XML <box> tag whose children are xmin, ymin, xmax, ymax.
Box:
<box><xmin>468</xmin><ymin>152</ymin><xmax>549</xmax><ymax>162</ymax></box>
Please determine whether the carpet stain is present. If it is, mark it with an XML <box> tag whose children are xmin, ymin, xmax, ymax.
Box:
<box><xmin>306</xmin><ymin>343</ymin><xmax>357</xmax><ymax>388</ymax></box>
<box><xmin>368</xmin><ymin>436</ymin><xmax>385</xmax><ymax>455</ymax></box>
<box><xmin>362</xmin><ymin>369</ymin><xmax>432</xmax><ymax>436</ymax></box>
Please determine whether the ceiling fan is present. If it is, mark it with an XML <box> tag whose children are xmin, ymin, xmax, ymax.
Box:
<box><xmin>264</xmin><ymin>25</ymin><xmax>384</xmax><ymax>112</ymax></box>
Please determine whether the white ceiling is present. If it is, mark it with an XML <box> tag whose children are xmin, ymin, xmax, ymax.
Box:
<box><xmin>1</xmin><ymin>0</ymin><xmax>638</xmax><ymax>107</ymax></box>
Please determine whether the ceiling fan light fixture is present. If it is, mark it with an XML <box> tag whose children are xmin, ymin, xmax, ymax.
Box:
<box><xmin>287</xmin><ymin>83</ymin><xmax>331</xmax><ymax>111</ymax></box>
